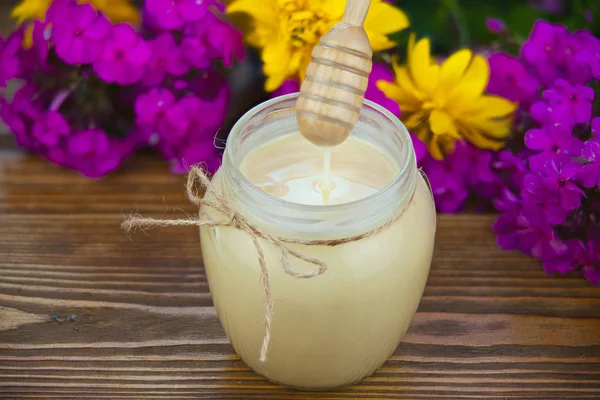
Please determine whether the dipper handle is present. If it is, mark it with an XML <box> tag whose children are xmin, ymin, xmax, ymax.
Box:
<box><xmin>296</xmin><ymin>0</ymin><xmax>373</xmax><ymax>147</ymax></box>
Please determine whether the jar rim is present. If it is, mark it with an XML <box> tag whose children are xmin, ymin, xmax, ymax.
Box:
<box><xmin>223</xmin><ymin>92</ymin><xmax>416</xmax><ymax>215</ymax></box>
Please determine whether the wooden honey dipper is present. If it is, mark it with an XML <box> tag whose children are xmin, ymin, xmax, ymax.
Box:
<box><xmin>296</xmin><ymin>0</ymin><xmax>373</xmax><ymax>147</ymax></box>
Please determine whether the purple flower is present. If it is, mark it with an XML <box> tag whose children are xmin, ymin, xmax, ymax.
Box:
<box><xmin>52</xmin><ymin>2</ymin><xmax>111</xmax><ymax>65</ymax></box>
<box><xmin>492</xmin><ymin>149</ymin><xmax>528</xmax><ymax>192</ymax></box>
<box><xmin>145</xmin><ymin>0</ymin><xmax>213</xmax><ymax>30</ymax></box>
<box><xmin>556</xmin><ymin>30</ymin><xmax>597</xmax><ymax>85</ymax></box>
<box><xmin>366</xmin><ymin>63</ymin><xmax>401</xmax><ymax>116</ymax></box>
<box><xmin>188</xmin><ymin>74</ymin><xmax>230</xmax><ymax>131</ymax></box>
<box><xmin>521</xmin><ymin>191</ymin><xmax>569</xmax><ymax>225</ymax></box>
<box><xmin>203</xmin><ymin>16</ymin><xmax>244</xmax><ymax>67</ymax></box>
<box><xmin>529</xmin><ymin>100</ymin><xmax>562</xmax><ymax>126</ymax></box>
<box><xmin>31</xmin><ymin>111</ymin><xmax>70</xmax><ymax>147</ymax></box>
<box><xmin>520</xmin><ymin>21</ymin><xmax>593</xmax><ymax>85</ymax></box>
<box><xmin>0</xmin><ymin>85</ymin><xmax>43</xmax><ymax>150</ymax></box>
<box><xmin>271</xmin><ymin>80</ymin><xmax>299</xmax><ymax>98</ymax></box>
<box><xmin>181</xmin><ymin>13</ymin><xmax>244</xmax><ymax>69</ymax></box>
<box><xmin>421</xmin><ymin>149</ymin><xmax>468</xmax><ymax>213</ymax></box>
<box><xmin>460</xmin><ymin>143</ymin><xmax>497</xmax><ymax>187</ymax></box>
<box><xmin>0</xmin><ymin>30</ymin><xmax>22</xmax><ymax>87</ymax></box>
<box><xmin>592</xmin><ymin>117</ymin><xmax>600</xmax><ymax>137</ymax></box>
<box><xmin>66</xmin><ymin>128</ymin><xmax>136</xmax><ymax>178</ymax></box>
<box><xmin>524</xmin><ymin>158</ymin><xmax>584</xmax><ymax>211</ymax></box>
<box><xmin>45</xmin><ymin>0</ymin><xmax>74</xmax><ymax>22</ymax></box>
<box><xmin>489</xmin><ymin>19</ymin><xmax>600</xmax><ymax>285</ymax></box>
<box><xmin>542</xmin><ymin>79</ymin><xmax>594</xmax><ymax>127</ymax></box>
<box><xmin>411</xmin><ymin>134</ymin><xmax>427</xmax><ymax>164</ymax></box>
<box><xmin>544</xmin><ymin>240</ymin><xmax>600</xmax><ymax>284</ymax></box>
<box><xmin>522</xmin><ymin>218</ymin><xmax>568</xmax><ymax>260</ymax></box>
<box><xmin>94</xmin><ymin>24</ymin><xmax>151</xmax><ymax>85</ymax></box>
<box><xmin>168</xmin><ymin>139</ymin><xmax>222</xmax><ymax>174</ymax></box>
<box><xmin>524</xmin><ymin>124</ymin><xmax>583</xmax><ymax>170</ymax></box>
<box><xmin>521</xmin><ymin>21</ymin><xmax>569</xmax><ymax>85</ymax></box>
<box><xmin>142</xmin><ymin>33</ymin><xmax>190</xmax><ymax>86</ymax></box>
<box><xmin>578</xmin><ymin>139</ymin><xmax>600</xmax><ymax>189</ymax></box>
<box><xmin>494</xmin><ymin>205</ymin><xmax>568</xmax><ymax>259</ymax></box>
<box><xmin>579</xmin><ymin>43</ymin><xmax>600</xmax><ymax>80</ymax></box>
<box><xmin>155</xmin><ymin>85</ymin><xmax>229</xmax><ymax>174</ymax></box>
<box><xmin>529</xmin><ymin>0</ymin><xmax>564</xmax><ymax>14</ymax></box>
<box><xmin>493</xmin><ymin>188</ymin><xmax>521</xmax><ymax>214</ymax></box>
<box><xmin>134</xmin><ymin>87</ymin><xmax>177</xmax><ymax>136</ymax></box>
<box><xmin>542</xmin><ymin>239</ymin><xmax>581</xmax><ymax>274</ymax></box>
<box><xmin>485</xmin><ymin>18</ymin><xmax>506</xmax><ymax>34</ymax></box>
<box><xmin>493</xmin><ymin>209</ymin><xmax>523</xmax><ymax>251</ymax></box>
<box><xmin>31</xmin><ymin>21</ymin><xmax>50</xmax><ymax>66</ymax></box>
<box><xmin>487</xmin><ymin>53</ymin><xmax>539</xmax><ymax>108</ymax></box>
<box><xmin>520</xmin><ymin>216</ymin><xmax>566</xmax><ymax>258</ymax></box>
<box><xmin>580</xmin><ymin>240</ymin><xmax>600</xmax><ymax>284</ymax></box>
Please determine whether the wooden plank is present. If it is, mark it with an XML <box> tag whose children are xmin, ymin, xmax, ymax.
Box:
<box><xmin>0</xmin><ymin>150</ymin><xmax>599</xmax><ymax>398</ymax></box>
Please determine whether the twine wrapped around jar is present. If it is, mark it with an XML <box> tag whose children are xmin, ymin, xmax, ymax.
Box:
<box><xmin>122</xmin><ymin>165</ymin><xmax>422</xmax><ymax>362</ymax></box>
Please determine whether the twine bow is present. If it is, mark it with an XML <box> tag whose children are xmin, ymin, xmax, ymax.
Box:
<box><xmin>122</xmin><ymin>166</ymin><xmax>328</xmax><ymax>362</ymax></box>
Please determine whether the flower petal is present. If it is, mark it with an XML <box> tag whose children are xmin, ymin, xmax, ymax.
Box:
<box><xmin>429</xmin><ymin>109</ymin><xmax>459</xmax><ymax>139</ymax></box>
<box><xmin>447</xmin><ymin>54</ymin><xmax>490</xmax><ymax>107</ymax></box>
<box><xmin>437</xmin><ymin>49</ymin><xmax>472</xmax><ymax>95</ymax></box>
<box><xmin>460</xmin><ymin>125</ymin><xmax>505</xmax><ymax>150</ymax></box>
<box><xmin>525</xmin><ymin>128</ymin><xmax>551</xmax><ymax>151</ymax></box>
<box><xmin>578</xmin><ymin>164</ymin><xmax>600</xmax><ymax>188</ymax></box>
<box><xmin>457</xmin><ymin>112</ymin><xmax>513</xmax><ymax>140</ymax></box>
<box><xmin>364</xmin><ymin>0</ymin><xmax>409</xmax><ymax>36</ymax></box>
<box><xmin>408</xmin><ymin>35</ymin><xmax>438</xmax><ymax>93</ymax></box>
<box><xmin>462</xmin><ymin>95</ymin><xmax>518</xmax><ymax>118</ymax></box>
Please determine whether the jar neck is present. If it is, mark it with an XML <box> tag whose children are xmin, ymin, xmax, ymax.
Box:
<box><xmin>220</xmin><ymin>94</ymin><xmax>417</xmax><ymax>240</ymax></box>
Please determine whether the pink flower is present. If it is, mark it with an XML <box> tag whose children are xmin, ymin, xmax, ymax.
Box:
<box><xmin>366</xmin><ymin>63</ymin><xmax>400</xmax><ymax>116</ymax></box>
<box><xmin>487</xmin><ymin>53</ymin><xmax>540</xmax><ymax>108</ymax></box>
<box><xmin>203</xmin><ymin>16</ymin><xmax>244</xmax><ymax>67</ymax></box>
<box><xmin>93</xmin><ymin>24</ymin><xmax>151</xmax><ymax>85</ymax></box>
<box><xmin>542</xmin><ymin>79</ymin><xmax>594</xmax><ymax>127</ymax></box>
<box><xmin>421</xmin><ymin>152</ymin><xmax>469</xmax><ymax>213</ymax></box>
<box><xmin>485</xmin><ymin>18</ymin><xmax>506</xmax><ymax>34</ymax></box>
<box><xmin>411</xmin><ymin>134</ymin><xmax>427</xmax><ymax>164</ymax></box>
<box><xmin>270</xmin><ymin>80</ymin><xmax>299</xmax><ymax>98</ymax></box>
<box><xmin>134</xmin><ymin>87</ymin><xmax>177</xmax><ymax>135</ymax></box>
<box><xmin>169</xmin><ymin>140</ymin><xmax>222</xmax><ymax>174</ymax></box>
<box><xmin>31</xmin><ymin>111</ymin><xmax>70</xmax><ymax>147</ymax></box>
<box><xmin>31</xmin><ymin>21</ymin><xmax>50</xmax><ymax>66</ymax></box>
<box><xmin>0</xmin><ymin>85</ymin><xmax>47</xmax><ymax>149</ymax></box>
<box><xmin>145</xmin><ymin>0</ymin><xmax>214</xmax><ymax>30</ymax></box>
<box><xmin>0</xmin><ymin>30</ymin><xmax>22</xmax><ymax>87</ymax></box>
<box><xmin>142</xmin><ymin>33</ymin><xmax>190</xmax><ymax>86</ymax></box>
<box><xmin>154</xmin><ymin>81</ymin><xmax>229</xmax><ymax>174</ymax></box>
<box><xmin>592</xmin><ymin>117</ymin><xmax>600</xmax><ymax>137</ymax></box>
<box><xmin>181</xmin><ymin>13</ymin><xmax>244</xmax><ymax>69</ymax></box>
<box><xmin>66</xmin><ymin>128</ymin><xmax>137</xmax><ymax>178</ymax></box>
<box><xmin>52</xmin><ymin>2</ymin><xmax>111</xmax><ymax>65</ymax></box>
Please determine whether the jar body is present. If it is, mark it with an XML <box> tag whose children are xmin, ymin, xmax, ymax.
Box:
<box><xmin>200</xmin><ymin>169</ymin><xmax>435</xmax><ymax>390</ymax></box>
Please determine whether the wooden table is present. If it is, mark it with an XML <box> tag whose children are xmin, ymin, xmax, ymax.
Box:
<box><xmin>1</xmin><ymin>143</ymin><xmax>599</xmax><ymax>400</ymax></box>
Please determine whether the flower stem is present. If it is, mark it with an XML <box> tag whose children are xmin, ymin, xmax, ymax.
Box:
<box><xmin>442</xmin><ymin>0</ymin><xmax>470</xmax><ymax>47</ymax></box>
<box><xmin>49</xmin><ymin>90</ymin><xmax>70</xmax><ymax>111</ymax></box>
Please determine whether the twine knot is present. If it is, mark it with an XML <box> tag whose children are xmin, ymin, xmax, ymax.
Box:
<box><xmin>122</xmin><ymin>166</ymin><xmax>328</xmax><ymax>363</ymax></box>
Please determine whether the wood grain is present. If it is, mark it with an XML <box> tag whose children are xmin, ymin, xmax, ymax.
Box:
<box><xmin>0</xmin><ymin>145</ymin><xmax>599</xmax><ymax>399</ymax></box>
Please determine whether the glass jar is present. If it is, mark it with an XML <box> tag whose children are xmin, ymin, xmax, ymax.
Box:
<box><xmin>200</xmin><ymin>93</ymin><xmax>436</xmax><ymax>390</ymax></box>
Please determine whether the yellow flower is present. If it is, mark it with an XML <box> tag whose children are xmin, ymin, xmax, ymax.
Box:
<box><xmin>377</xmin><ymin>34</ymin><xmax>518</xmax><ymax>159</ymax></box>
<box><xmin>11</xmin><ymin>0</ymin><xmax>140</xmax><ymax>26</ymax></box>
<box><xmin>227</xmin><ymin>0</ymin><xmax>409</xmax><ymax>92</ymax></box>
